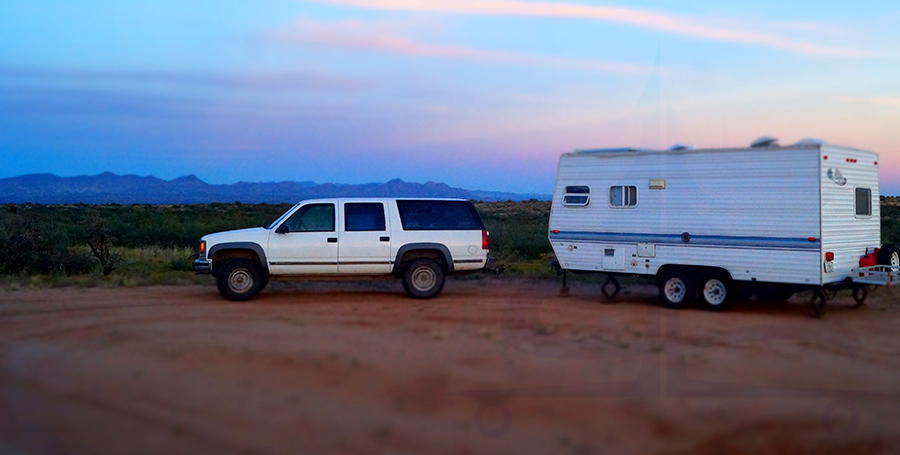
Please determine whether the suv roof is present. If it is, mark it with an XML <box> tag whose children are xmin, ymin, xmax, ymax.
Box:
<box><xmin>293</xmin><ymin>198</ymin><xmax>471</xmax><ymax>203</ymax></box>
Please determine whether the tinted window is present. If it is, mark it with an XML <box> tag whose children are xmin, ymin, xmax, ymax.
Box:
<box><xmin>563</xmin><ymin>195</ymin><xmax>589</xmax><ymax>205</ymax></box>
<box><xmin>345</xmin><ymin>203</ymin><xmax>386</xmax><ymax>231</ymax></box>
<box><xmin>855</xmin><ymin>188</ymin><xmax>872</xmax><ymax>216</ymax></box>
<box><xmin>396</xmin><ymin>200</ymin><xmax>484</xmax><ymax>231</ymax></box>
<box><xmin>283</xmin><ymin>204</ymin><xmax>335</xmax><ymax>232</ymax></box>
<box><xmin>563</xmin><ymin>185</ymin><xmax>590</xmax><ymax>206</ymax></box>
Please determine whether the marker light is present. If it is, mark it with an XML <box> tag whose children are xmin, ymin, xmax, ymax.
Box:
<box><xmin>825</xmin><ymin>252</ymin><xmax>834</xmax><ymax>261</ymax></box>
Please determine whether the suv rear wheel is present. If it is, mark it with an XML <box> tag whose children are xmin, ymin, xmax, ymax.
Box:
<box><xmin>402</xmin><ymin>258</ymin><xmax>445</xmax><ymax>299</ymax></box>
<box><xmin>217</xmin><ymin>259</ymin><xmax>266</xmax><ymax>301</ymax></box>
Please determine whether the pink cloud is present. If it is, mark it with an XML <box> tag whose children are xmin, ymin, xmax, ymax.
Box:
<box><xmin>270</xmin><ymin>18</ymin><xmax>654</xmax><ymax>73</ymax></box>
<box><xmin>312</xmin><ymin>0</ymin><xmax>872</xmax><ymax>57</ymax></box>
<box><xmin>848</xmin><ymin>96</ymin><xmax>900</xmax><ymax>107</ymax></box>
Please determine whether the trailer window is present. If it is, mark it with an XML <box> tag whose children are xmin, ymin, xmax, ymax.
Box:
<box><xmin>855</xmin><ymin>187</ymin><xmax>872</xmax><ymax>217</ymax></box>
<box><xmin>609</xmin><ymin>186</ymin><xmax>637</xmax><ymax>207</ymax></box>
<box><xmin>563</xmin><ymin>186</ymin><xmax>590</xmax><ymax>206</ymax></box>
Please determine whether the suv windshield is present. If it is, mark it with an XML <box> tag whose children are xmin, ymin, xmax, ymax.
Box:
<box><xmin>265</xmin><ymin>203</ymin><xmax>300</xmax><ymax>230</ymax></box>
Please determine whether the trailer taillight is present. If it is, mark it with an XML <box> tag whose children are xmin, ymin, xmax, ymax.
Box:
<box><xmin>825</xmin><ymin>252</ymin><xmax>834</xmax><ymax>261</ymax></box>
<box><xmin>482</xmin><ymin>230</ymin><xmax>489</xmax><ymax>250</ymax></box>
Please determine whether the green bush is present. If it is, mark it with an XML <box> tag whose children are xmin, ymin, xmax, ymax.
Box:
<box><xmin>0</xmin><ymin>213</ymin><xmax>94</xmax><ymax>275</ymax></box>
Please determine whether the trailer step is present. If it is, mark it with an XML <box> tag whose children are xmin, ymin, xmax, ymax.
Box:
<box><xmin>850</xmin><ymin>265</ymin><xmax>900</xmax><ymax>286</ymax></box>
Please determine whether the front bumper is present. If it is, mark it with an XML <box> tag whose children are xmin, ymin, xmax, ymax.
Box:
<box><xmin>193</xmin><ymin>259</ymin><xmax>211</xmax><ymax>274</ymax></box>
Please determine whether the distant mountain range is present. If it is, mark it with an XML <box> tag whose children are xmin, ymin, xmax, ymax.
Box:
<box><xmin>0</xmin><ymin>173</ymin><xmax>551</xmax><ymax>204</ymax></box>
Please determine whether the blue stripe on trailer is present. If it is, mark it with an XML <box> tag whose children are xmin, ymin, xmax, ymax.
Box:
<box><xmin>549</xmin><ymin>231</ymin><xmax>820</xmax><ymax>250</ymax></box>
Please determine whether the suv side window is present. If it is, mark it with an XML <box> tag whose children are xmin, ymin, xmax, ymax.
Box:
<box><xmin>396</xmin><ymin>200</ymin><xmax>485</xmax><ymax>230</ymax></box>
<box><xmin>345</xmin><ymin>203</ymin><xmax>386</xmax><ymax>231</ymax></box>
<box><xmin>283</xmin><ymin>204</ymin><xmax>335</xmax><ymax>232</ymax></box>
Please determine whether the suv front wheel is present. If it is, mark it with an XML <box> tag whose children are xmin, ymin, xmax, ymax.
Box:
<box><xmin>217</xmin><ymin>259</ymin><xmax>266</xmax><ymax>301</ymax></box>
<box><xmin>402</xmin><ymin>258</ymin><xmax>445</xmax><ymax>299</ymax></box>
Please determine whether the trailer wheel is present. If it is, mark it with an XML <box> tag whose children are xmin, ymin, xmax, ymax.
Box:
<box><xmin>701</xmin><ymin>276</ymin><xmax>734</xmax><ymax>311</ymax></box>
<box><xmin>659</xmin><ymin>270</ymin><xmax>693</xmax><ymax>309</ymax></box>
<box><xmin>877</xmin><ymin>244</ymin><xmax>900</xmax><ymax>267</ymax></box>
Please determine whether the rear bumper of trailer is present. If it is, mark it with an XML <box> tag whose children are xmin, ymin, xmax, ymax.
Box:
<box><xmin>850</xmin><ymin>265</ymin><xmax>900</xmax><ymax>286</ymax></box>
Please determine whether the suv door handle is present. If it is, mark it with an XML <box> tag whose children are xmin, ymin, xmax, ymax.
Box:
<box><xmin>327</xmin><ymin>237</ymin><xmax>338</xmax><ymax>243</ymax></box>
<box><xmin>380</xmin><ymin>236</ymin><xmax>390</xmax><ymax>242</ymax></box>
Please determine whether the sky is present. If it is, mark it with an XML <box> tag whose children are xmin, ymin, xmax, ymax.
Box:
<box><xmin>1</xmin><ymin>0</ymin><xmax>899</xmax><ymax>194</ymax></box>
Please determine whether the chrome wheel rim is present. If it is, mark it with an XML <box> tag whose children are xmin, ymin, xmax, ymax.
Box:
<box><xmin>703</xmin><ymin>279</ymin><xmax>727</xmax><ymax>306</ymax></box>
<box><xmin>228</xmin><ymin>269</ymin><xmax>253</xmax><ymax>293</ymax></box>
<box><xmin>412</xmin><ymin>266</ymin><xmax>437</xmax><ymax>292</ymax></box>
<box><xmin>664</xmin><ymin>278</ymin><xmax>686</xmax><ymax>303</ymax></box>
<box><xmin>892</xmin><ymin>252</ymin><xmax>899</xmax><ymax>268</ymax></box>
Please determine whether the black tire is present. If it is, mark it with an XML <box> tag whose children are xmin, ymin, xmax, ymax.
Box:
<box><xmin>877</xmin><ymin>244</ymin><xmax>900</xmax><ymax>267</ymax></box>
<box><xmin>658</xmin><ymin>270</ymin><xmax>694</xmax><ymax>309</ymax></box>
<box><xmin>402</xmin><ymin>258</ymin><xmax>445</xmax><ymax>299</ymax></box>
<box><xmin>216</xmin><ymin>259</ymin><xmax>266</xmax><ymax>301</ymax></box>
<box><xmin>700</xmin><ymin>275</ymin><xmax>734</xmax><ymax>311</ymax></box>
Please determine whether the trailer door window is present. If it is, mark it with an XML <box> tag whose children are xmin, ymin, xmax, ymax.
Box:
<box><xmin>855</xmin><ymin>187</ymin><xmax>872</xmax><ymax>217</ymax></box>
<box><xmin>609</xmin><ymin>186</ymin><xmax>638</xmax><ymax>207</ymax></box>
<box><xmin>563</xmin><ymin>186</ymin><xmax>590</xmax><ymax>206</ymax></box>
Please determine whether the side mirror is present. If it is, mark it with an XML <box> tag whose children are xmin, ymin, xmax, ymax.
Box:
<box><xmin>275</xmin><ymin>224</ymin><xmax>289</xmax><ymax>234</ymax></box>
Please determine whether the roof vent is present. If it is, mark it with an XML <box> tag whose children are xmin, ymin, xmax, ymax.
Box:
<box><xmin>750</xmin><ymin>136</ymin><xmax>779</xmax><ymax>148</ymax></box>
<box><xmin>795</xmin><ymin>138</ymin><xmax>828</xmax><ymax>146</ymax></box>
<box><xmin>667</xmin><ymin>144</ymin><xmax>696</xmax><ymax>151</ymax></box>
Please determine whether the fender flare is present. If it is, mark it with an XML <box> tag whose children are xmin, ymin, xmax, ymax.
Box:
<box><xmin>208</xmin><ymin>242</ymin><xmax>269</xmax><ymax>275</ymax></box>
<box><xmin>392</xmin><ymin>243</ymin><xmax>454</xmax><ymax>274</ymax></box>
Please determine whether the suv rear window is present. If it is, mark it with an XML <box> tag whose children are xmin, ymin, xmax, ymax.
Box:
<box><xmin>396</xmin><ymin>200</ymin><xmax>485</xmax><ymax>231</ymax></box>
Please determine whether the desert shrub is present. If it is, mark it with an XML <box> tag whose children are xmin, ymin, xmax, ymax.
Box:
<box><xmin>881</xmin><ymin>198</ymin><xmax>900</xmax><ymax>245</ymax></box>
<box><xmin>169</xmin><ymin>253</ymin><xmax>194</xmax><ymax>272</ymax></box>
<box><xmin>0</xmin><ymin>212</ymin><xmax>93</xmax><ymax>275</ymax></box>
<box><xmin>475</xmin><ymin>200</ymin><xmax>553</xmax><ymax>262</ymax></box>
<box><xmin>82</xmin><ymin>212</ymin><xmax>118</xmax><ymax>275</ymax></box>
<box><xmin>61</xmin><ymin>249</ymin><xmax>100</xmax><ymax>275</ymax></box>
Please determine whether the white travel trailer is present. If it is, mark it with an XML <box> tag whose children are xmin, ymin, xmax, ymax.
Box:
<box><xmin>549</xmin><ymin>138</ymin><xmax>899</xmax><ymax>313</ymax></box>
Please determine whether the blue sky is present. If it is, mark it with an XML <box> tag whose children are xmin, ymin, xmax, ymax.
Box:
<box><xmin>1</xmin><ymin>0</ymin><xmax>899</xmax><ymax>193</ymax></box>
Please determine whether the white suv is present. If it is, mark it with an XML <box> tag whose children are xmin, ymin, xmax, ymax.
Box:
<box><xmin>193</xmin><ymin>198</ymin><xmax>492</xmax><ymax>300</ymax></box>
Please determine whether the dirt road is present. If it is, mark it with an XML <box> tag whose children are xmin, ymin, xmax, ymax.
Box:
<box><xmin>1</xmin><ymin>279</ymin><xmax>899</xmax><ymax>455</ymax></box>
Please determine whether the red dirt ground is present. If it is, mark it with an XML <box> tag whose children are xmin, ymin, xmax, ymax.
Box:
<box><xmin>1</xmin><ymin>279</ymin><xmax>899</xmax><ymax>455</ymax></box>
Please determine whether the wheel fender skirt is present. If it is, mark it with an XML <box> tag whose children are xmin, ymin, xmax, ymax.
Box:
<box><xmin>393</xmin><ymin>243</ymin><xmax>454</xmax><ymax>273</ymax></box>
<box><xmin>207</xmin><ymin>242</ymin><xmax>269</xmax><ymax>275</ymax></box>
